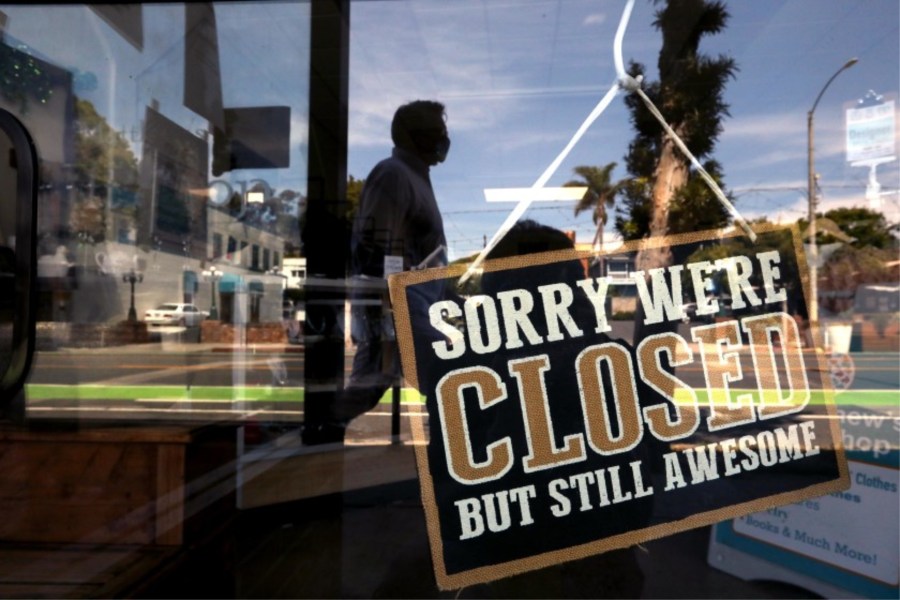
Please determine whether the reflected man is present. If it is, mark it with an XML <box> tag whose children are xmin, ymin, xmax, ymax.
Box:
<box><xmin>305</xmin><ymin>100</ymin><xmax>451</xmax><ymax>444</ymax></box>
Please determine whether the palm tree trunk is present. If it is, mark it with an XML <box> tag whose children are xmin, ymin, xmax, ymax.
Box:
<box><xmin>636</xmin><ymin>135</ymin><xmax>687</xmax><ymax>272</ymax></box>
<box><xmin>633</xmin><ymin>134</ymin><xmax>688</xmax><ymax>344</ymax></box>
<box><xmin>594</xmin><ymin>204</ymin><xmax>605</xmax><ymax>276</ymax></box>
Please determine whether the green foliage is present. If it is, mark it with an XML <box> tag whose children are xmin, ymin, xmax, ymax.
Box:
<box><xmin>0</xmin><ymin>43</ymin><xmax>55</xmax><ymax>113</ymax></box>
<box><xmin>68</xmin><ymin>98</ymin><xmax>140</xmax><ymax>242</ymax></box>
<box><xmin>74</xmin><ymin>99</ymin><xmax>139</xmax><ymax>191</ymax></box>
<box><xmin>567</xmin><ymin>163</ymin><xmax>622</xmax><ymax>248</ymax></box>
<box><xmin>821</xmin><ymin>207</ymin><xmax>897</xmax><ymax>249</ymax></box>
<box><xmin>568</xmin><ymin>163</ymin><xmax>621</xmax><ymax>226</ymax></box>
<box><xmin>69</xmin><ymin>196</ymin><xmax>105</xmax><ymax>240</ymax></box>
<box><xmin>667</xmin><ymin>159</ymin><xmax>732</xmax><ymax>234</ymax></box>
<box><xmin>820</xmin><ymin>244</ymin><xmax>895</xmax><ymax>315</ymax></box>
<box><xmin>346</xmin><ymin>175</ymin><xmax>366</xmax><ymax>220</ymax></box>
<box><xmin>821</xmin><ymin>245</ymin><xmax>892</xmax><ymax>289</ymax></box>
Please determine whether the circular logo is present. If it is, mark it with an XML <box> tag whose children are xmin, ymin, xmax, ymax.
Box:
<box><xmin>827</xmin><ymin>353</ymin><xmax>855</xmax><ymax>391</ymax></box>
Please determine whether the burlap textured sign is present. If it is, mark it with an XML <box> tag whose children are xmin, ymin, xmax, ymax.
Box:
<box><xmin>388</xmin><ymin>224</ymin><xmax>849</xmax><ymax>590</ymax></box>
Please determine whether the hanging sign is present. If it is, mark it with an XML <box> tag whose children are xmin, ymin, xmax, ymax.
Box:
<box><xmin>388</xmin><ymin>224</ymin><xmax>849</xmax><ymax>590</ymax></box>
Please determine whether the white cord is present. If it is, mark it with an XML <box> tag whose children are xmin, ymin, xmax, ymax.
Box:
<box><xmin>458</xmin><ymin>0</ymin><xmax>638</xmax><ymax>287</ymax></box>
<box><xmin>457</xmin><ymin>0</ymin><xmax>755</xmax><ymax>289</ymax></box>
<box><xmin>629</xmin><ymin>86</ymin><xmax>757</xmax><ymax>242</ymax></box>
<box><xmin>458</xmin><ymin>81</ymin><xmax>622</xmax><ymax>286</ymax></box>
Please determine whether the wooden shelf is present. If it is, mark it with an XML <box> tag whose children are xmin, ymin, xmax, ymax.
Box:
<box><xmin>0</xmin><ymin>423</ymin><xmax>237</xmax><ymax>597</ymax></box>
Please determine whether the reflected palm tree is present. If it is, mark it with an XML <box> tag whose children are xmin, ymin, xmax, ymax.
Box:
<box><xmin>567</xmin><ymin>163</ymin><xmax>622</xmax><ymax>273</ymax></box>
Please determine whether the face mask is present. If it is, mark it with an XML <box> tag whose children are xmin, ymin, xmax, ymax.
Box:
<box><xmin>412</xmin><ymin>128</ymin><xmax>450</xmax><ymax>165</ymax></box>
<box><xmin>432</xmin><ymin>135</ymin><xmax>451</xmax><ymax>163</ymax></box>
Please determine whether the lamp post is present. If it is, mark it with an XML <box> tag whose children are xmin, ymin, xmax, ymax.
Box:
<box><xmin>122</xmin><ymin>269</ymin><xmax>143</xmax><ymax>322</ymax></box>
<box><xmin>76</xmin><ymin>232</ymin><xmax>94</xmax><ymax>269</ymax></box>
<box><xmin>807</xmin><ymin>57</ymin><xmax>858</xmax><ymax>331</ymax></box>
<box><xmin>202</xmin><ymin>266</ymin><xmax>223</xmax><ymax>320</ymax></box>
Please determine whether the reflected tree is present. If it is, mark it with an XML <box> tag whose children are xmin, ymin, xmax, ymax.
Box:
<box><xmin>813</xmin><ymin>207</ymin><xmax>898</xmax><ymax>250</ymax></box>
<box><xmin>346</xmin><ymin>174</ymin><xmax>365</xmax><ymax>220</ymax></box>
<box><xmin>567</xmin><ymin>163</ymin><xmax>622</xmax><ymax>251</ymax></box>
<box><xmin>615</xmin><ymin>0</ymin><xmax>737</xmax><ymax>272</ymax></box>
<box><xmin>72</xmin><ymin>98</ymin><xmax>139</xmax><ymax>242</ymax></box>
<box><xmin>793</xmin><ymin>207</ymin><xmax>898</xmax><ymax>315</ymax></box>
<box><xmin>69</xmin><ymin>196</ymin><xmax>104</xmax><ymax>240</ymax></box>
<box><xmin>0</xmin><ymin>42</ymin><xmax>55</xmax><ymax>113</ymax></box>
<box><xmin>820</xmin><ymin>245</ymin><xmax>895</xmax><ymax>315</ymax></box>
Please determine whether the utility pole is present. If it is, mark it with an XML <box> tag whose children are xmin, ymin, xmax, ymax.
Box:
<box><xmin>807</xmin><ymin>57</ymin><xmax>858</xmax><ymax>331</ymax></box>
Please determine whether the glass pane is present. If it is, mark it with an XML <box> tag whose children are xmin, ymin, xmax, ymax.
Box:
<box><xmin>0</xmin><ymin>1</ymin><xmax>896</xmax><ymax>598</ymax></box>
<box><xmin>0</xmin><ymin>3</ymin><xmax>310</xmax><ymax>425</ymax></box>
<box><xmin>343</xmin><ymin>1</ymin><xmax>899</xmax><ymax>597</ymax></box>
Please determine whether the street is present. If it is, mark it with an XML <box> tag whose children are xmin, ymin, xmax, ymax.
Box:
<box><xmin>21</xmin><ymin>339</ymin><xmax>897</xmax><ymax>429</ymax></box>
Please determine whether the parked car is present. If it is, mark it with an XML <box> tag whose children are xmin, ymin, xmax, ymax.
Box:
<box><xmin>144</xmin><ymin>303</ymin><xmax>208</xmax><ymax>327</ymax></box>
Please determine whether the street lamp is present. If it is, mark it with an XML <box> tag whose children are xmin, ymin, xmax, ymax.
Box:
<box><xmin>202</xmin><ymin>265</ymin><xmax>223</xmax><ymax>320</ymax></box>
<box><xmin>807</xmin><ymin>57</ymin><xmax>858</xmax><ymax>330</ymax></box>
<box><xmin>122</xmin><ymin>269</ymin><xmax>143</xmax><ymax>322</ymax></box>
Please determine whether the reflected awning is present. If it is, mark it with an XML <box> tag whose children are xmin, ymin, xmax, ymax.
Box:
<box><xmin>182</xmin><ymin>270</ymin><xmax>198</xmax><ymax>294</ymax></box>
<box><xmin>218</xmin><ymin>272</ymin><xmax>242</xmax><ymax>293</ymax></box>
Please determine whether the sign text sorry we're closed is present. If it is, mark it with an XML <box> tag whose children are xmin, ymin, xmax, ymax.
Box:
<box><xmin>389</xmin><ymin>225</ymin><xmax>848</xmax><ymax>590</ymax></box>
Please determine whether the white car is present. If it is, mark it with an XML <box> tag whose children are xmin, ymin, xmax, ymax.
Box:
<box><xmin>144</xmin><ymin>303</ymin><xmax>208</xmax><ymax>327</ymax></box>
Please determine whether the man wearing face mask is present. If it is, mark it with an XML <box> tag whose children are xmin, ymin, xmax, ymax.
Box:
<box><xmin>352</xmin><ymin>99</ymin><xmax>450</xmax><ymax>277</ymax></box>
<box><xmin>304</xmin><ymin>100</ymin><xmax>450</xmax><ymax>444</ymax></box>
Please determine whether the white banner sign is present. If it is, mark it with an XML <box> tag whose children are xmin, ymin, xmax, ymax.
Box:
<box><xmin>846</xmin><ymin>100</ymin><xmax>896</xmax><ymax>164</ymax></box>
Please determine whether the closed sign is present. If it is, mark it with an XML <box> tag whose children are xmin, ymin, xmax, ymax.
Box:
<box><xmin>389</xmin><ymin>225</ymin><xmax>849</xmax><ymax>590</ymax></box>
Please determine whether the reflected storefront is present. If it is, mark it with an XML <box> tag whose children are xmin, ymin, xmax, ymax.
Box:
<box><xmin>0</xmin><ymin>1</ymin><xmax>897</xmax><ymax>598</ymax></box>
<box><xmin>2</xmin><ymin>2</ymin><xmax>306</xmax><ymax>378</ymax></box>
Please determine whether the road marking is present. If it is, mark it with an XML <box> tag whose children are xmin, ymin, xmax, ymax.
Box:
<box><xmin>25</xmin><ymin>383</ymin><xmax>426</xmax><ymax>404</ymax></box>
<box><xmin>24</xmin><ymin>384</ymin><xmax>895</xmax><ymax>406</ymax></box>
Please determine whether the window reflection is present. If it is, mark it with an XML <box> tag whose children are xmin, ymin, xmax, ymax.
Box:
<box><xmin>0</xmin><ymin>0</ymin><xmax>894</xmax><ymax>598</ymax></box>
<box><xmin>0</xmin><ymin>3</ymin><xmax>310</xmax><ymax>423</ymax></box>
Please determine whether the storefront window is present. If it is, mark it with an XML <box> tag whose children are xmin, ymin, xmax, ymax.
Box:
<box><xmin>0</xmin><ymin>1</ymin><xmax>896</xmax><ymax>598</ymax></box>
<box><xmin>0</xmin><ymin>2</ymin><xmax>310</xmax><ymax>424</ymax></box>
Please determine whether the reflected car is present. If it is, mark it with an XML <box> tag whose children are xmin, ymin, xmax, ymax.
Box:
<box><xmin>144</xmin><ymin>303</ymin><xmax>208</xmax><ymax>327</ymax></box>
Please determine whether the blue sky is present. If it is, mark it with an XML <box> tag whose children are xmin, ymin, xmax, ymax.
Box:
<box><xmin>347</xmin><ymin>0</ymin><xmax>900</xmax><ymax>260</ymax></box>
<box><xmin>2</xmin><ymin>3</ymin><xmax>313</xmax><ymax>196</ymax></box>
<box><xmin>2</xmin><ymin>1</ymin><xmax>897</xmax><ymax>263</ymax></box>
